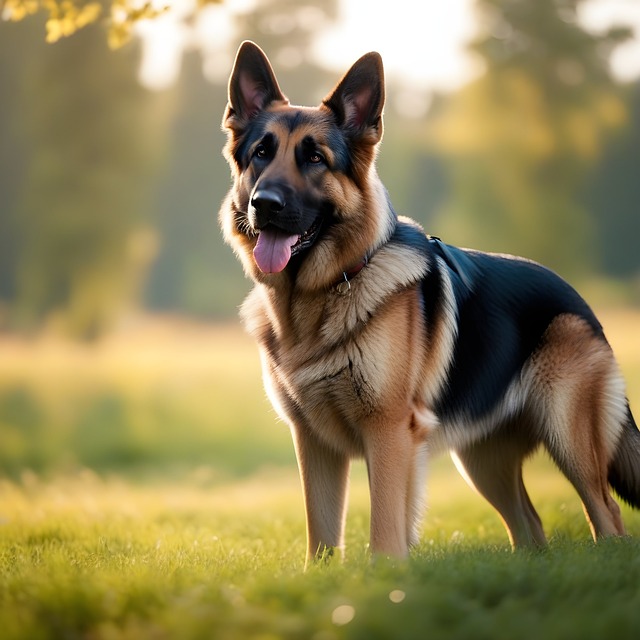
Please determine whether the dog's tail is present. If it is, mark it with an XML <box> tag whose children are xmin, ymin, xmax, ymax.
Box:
<box><xmin>608</xmin><ymin>404</ymin><xmax>640</xmax><ymax>508</ymax></box>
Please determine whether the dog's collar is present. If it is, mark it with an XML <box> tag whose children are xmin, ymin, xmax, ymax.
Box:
<box><xmin>331</xmin><ymin>236</ymin><xmax>473</xmax><ymax>296</ymax></box>
<box><xmin>334</xmin><ymin>255</ymin><xmax>369</xmax><ymax>295</ymax></box>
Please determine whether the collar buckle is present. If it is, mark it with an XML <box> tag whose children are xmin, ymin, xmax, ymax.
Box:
<box><xmin>335</xmin><ymin>274</ymin><xmax>351</xmax><ymax>296</ymax></box>
<box><xmin>333</xmin><ymin>254</ymin><xmax>368</xmax><ymax>295</ymax></box>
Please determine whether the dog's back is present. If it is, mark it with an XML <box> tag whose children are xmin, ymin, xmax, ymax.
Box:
<box><xmin>419</xmin><ymin>237</ymin><xmax>639</xmax><ymax>547</ymax></box>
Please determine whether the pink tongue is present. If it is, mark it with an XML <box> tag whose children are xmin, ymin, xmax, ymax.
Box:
<box><xmin>253</xmin><ymin>228</ymin><xmax>300</xmax><ymax>273</ymax></box>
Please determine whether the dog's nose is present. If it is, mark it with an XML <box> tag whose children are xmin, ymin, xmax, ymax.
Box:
<box><xmin>251</xmin><ymin>189</ymin><xmax>285</xmax><ymax>224</ymax></box>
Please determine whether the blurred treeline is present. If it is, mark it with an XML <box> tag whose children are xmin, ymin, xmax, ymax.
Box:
<box><xmin>1</xmin><ymin>0</ymin><xmax>639</xmax><ymax>340</ymax></box>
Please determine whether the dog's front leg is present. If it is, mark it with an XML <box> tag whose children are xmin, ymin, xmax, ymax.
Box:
<box><xmin>291</xmin><ymin>424</ymin><xmax>350</xmax><ymax>566</ymax></box>
<box><xmin>365</xmin><ymin>423</ymin><xmax>417</xmax><ymax>558</ymax></box>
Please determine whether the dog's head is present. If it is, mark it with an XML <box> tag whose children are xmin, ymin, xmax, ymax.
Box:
<box><xmin>220</xmin><ymin>41</ymin><xmax>395</xmax><ymax>290</ymax></box>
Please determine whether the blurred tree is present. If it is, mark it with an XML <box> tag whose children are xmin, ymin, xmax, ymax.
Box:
<box><xmin>0</xmin><ymin>18</ymin><xmax>172</xmax><ymax>338</ymax></box>
<box><xmin>142</xmin><ymin>51</ymin><xmax>244</xmax><ymax>317</ymax></box>
<box><xmin>0</xmin><ymin>21</ymin><xmax>33</xmax><ymax>317</ymax></box>
<box><xmin>429</xmin><ymin>0</ymin><xmax>632</xmax><ymax>279</ymax></box>
<box><xmin>583</xmin><ymin>81</ymin><xmax>640</xmax><ymax>280</ymax></box>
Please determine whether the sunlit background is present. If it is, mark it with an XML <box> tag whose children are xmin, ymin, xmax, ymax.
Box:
<box><xmin>1</xmin><ymin>0</ymin><xmax>640</xmax><ymax>480</ymax></box>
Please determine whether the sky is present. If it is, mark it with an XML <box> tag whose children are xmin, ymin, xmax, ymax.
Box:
<box><xmin>136</xmin><ymin>0</ymin><xmax>640</xmax><ymax>92</ymax></box>
<box><xmin>311</xmin><ymin>0</ymin><xmax>480</xmax><ymax>92</ymax></box>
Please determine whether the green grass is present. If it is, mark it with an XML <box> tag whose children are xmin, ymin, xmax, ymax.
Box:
<box><xmin>0</xmin><ymin>310</ymin><xmax>640</xmax><ymax>639</ymax></box>
<box><xmin>1</xmin><ymin>460</ymin><xmax>640</xmax><ymax>640</ymax></box>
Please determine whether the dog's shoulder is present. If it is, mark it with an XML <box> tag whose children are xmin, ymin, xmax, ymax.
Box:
<box><xmin>361</xmin><ymin>216</ymin><xmax>431</xmax><ymax>300</ymax></box>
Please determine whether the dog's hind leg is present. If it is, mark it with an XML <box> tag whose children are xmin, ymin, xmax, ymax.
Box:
<box><xmin>545</xmin><ymin>382</ymin><xmax>627</xmax><ymax>540</ymax></box>
<box><xmin>530</xmin><ymin>315</ymin><xmax>628</xmax><ymax>540</ymax></box>
<box><xmin>451</xmin><ymin>432</ymin><xmax>547</xmax><ymax>549</ymax></box>
<box><xmin>546</xmin><ymin>439</ymin><xmax>625</xmax><ymax>540</ymax></box>
<box><xmin>544</xmin><ymin>429</ymin><xmax>626</xmax><ymax>540</ymax></box>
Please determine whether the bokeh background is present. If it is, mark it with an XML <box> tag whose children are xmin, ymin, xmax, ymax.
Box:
<box><xmin>1</xmin><ymin>0</ymin><xmax>639</xmax><ymax>481</ymax></box>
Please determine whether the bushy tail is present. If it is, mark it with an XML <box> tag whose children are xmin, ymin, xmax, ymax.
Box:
<box><xmin>609</xmin><ymin>404</ymin><xmax>640</xmax><ymax>508</ymax></box>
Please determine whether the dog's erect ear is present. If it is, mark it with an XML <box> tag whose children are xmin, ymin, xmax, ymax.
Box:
<box><xmin>322</xmin><ymin>52</ymin><xmax>385</xmax><ymax>144</ymax></box>
<box><xmin>224</xmin><ymin>41</ymin><xmax>287</xmax><ymax>130</ymax></box>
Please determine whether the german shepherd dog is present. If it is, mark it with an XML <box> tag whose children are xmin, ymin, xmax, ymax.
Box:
<box><xmin>220</xmin><ymin>41</ymin><xmax>640</xmax><ymax>562</ymax></box>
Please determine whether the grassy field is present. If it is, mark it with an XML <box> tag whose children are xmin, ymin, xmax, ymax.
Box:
<box><xmin>0</xmin><ymin>319</ymin><xmax>293</xmax><ymax>478</ymax></box>
<box><xmin>2</xmin><ymin>462</ymin><xmax>640</xmax><ymax>640</ymax></box>
<box><xmin>1</xmin><ymin>309</ymin><xmax>640</xmax><ymax>639</ymax></box>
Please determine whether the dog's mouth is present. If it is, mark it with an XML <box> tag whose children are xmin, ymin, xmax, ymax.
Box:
<box><xmin>291</xmin><ymin>217</ymin><xmax>323</xmax><ymax>256</ymax></box>
<box><xmin>253</xmin><ymin>217</ymin><xmax>323</xmax><ymax>274</ymax></box>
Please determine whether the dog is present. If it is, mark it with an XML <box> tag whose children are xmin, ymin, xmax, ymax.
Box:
<box><xmin>219</xmin><ymin>41</ymin><xmax>640</xmax><ymax>562</ymax></box>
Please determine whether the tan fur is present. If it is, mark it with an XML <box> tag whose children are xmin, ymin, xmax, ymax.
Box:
<box><xmin>241</xmin><ymin>263</ymin><xmax>434</xmax><ymax>559</ymax></box>
<box><xmin>528</xmin><ymin>315</ymin><xmax>627</xmax><ymax>538</ymax></box>
<box><xmin>450</xmin><ymin>314</ymin><xmax>628</xmax><ymax>547</ymax></box>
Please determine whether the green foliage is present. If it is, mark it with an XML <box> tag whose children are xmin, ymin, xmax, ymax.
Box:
<box><xmin>1</xmin><ymin>0</ymin><xmax>222</xmax><ymax>47</ymax></box>
<box><xmin>583</xmin><ymin>83</ymin><xmax>640</xmax><ymax>278</ymax></box>
<box><xmin>469</xmin><ymin>0</ymin><xmax>632</xmax><ymax>85</ymax></box>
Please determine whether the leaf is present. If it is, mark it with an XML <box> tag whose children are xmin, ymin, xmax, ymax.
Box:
<box><xmin>42</xmin><ymin>1</ymin><xmax>103</xmax><ymax>43</ymax></box>
<box><xmin>107</xmin><ymin>21</ymin><xmax>132</xmax><ymax>50</ymax></box>
<box><xmin>3</xmin><ymin>0</ymin><xmax>40</xmax><ymax>21</ymax></box>
<box><xmin>76</xmin><ymin>2</ymin><xmax>101</xmax><ymax>28</ymax></box>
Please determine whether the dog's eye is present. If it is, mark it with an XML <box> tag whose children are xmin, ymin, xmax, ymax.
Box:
<box><xmin>306</xmin><ymin>150</ymin><xmax>325</xmax><ymax>165</ymax></box>
<box><xmin>254</xmin><ymin>144</ymin><xmax>268</xmax><ymax>160</ymax></box>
